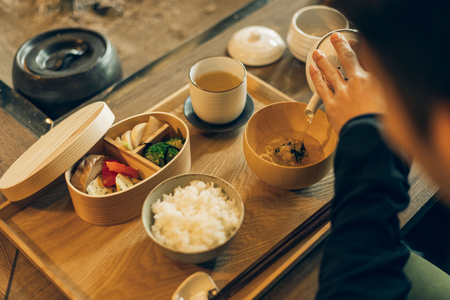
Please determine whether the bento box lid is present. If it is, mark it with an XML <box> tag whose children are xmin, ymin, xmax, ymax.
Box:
<box><xmin>0</xmin><ymin>102</ymin><xmax>115</xmax><ymax>202</ymax></box>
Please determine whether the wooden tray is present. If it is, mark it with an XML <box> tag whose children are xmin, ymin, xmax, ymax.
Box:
<box><xmin>0</xmin><ymin>73</ymin><xmax>336</xmax><ymax>299</ymax></box>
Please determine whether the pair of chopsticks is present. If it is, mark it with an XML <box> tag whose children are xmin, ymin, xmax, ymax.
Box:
<box><xmin>209</xmin><ymin>200</ymin><xmax>332</xmax><ymax>300</ymax></box>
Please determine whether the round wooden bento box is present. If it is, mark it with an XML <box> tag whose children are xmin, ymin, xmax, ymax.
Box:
<box><xmin>0</xmin><ymin>102</ymin><xmax>191</xmax><ymax>226</ymax></box>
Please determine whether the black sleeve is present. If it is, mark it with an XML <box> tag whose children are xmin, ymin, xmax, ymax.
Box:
<box><xmin>316</xmin><ymin>114</ymin><xmax>411</xmax><ymax>300</ymax></box>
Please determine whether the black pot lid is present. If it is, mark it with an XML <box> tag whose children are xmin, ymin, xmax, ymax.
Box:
<box><xmin>22</xmin><ymin>28</ymin><xmax>106</xmax><ymax>77</ymax></box>
<box><xmin>13</xmin><ymin>28</ymin><xmax>122</xmax><ymax>119</ymax></box>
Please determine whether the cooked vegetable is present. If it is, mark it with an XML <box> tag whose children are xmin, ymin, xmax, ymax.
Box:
<box><xmin>116</xmin><ymin>174</ymin><xmax>141</xmax><ymax>191</ymax></box>
<box><xmin>144</xmin><ymin>142</ymin><xmax>169</xmax><ymax>167</ymax></box>
<box><xmin>130</xmin><ymin>122</ymin><xmax>147</xmax><ymax>148</ymax></box>
<box><xmin>122</xmin><ymin>141</ymin><xmax>132</xmax><ymax>150</ymax></box>
<box><xmin>140</xmin><ymin>116</ymin><xmax>164</xmax><ymax>143</ymax></box>
<box><xmin>115</xmin><ymin>117</ymin><xmax>165</xmax><ymax>150</ymax></box>
<box><xmin>121</xmin><ymin>130</ymin><xmax>134</xmax><ymax>150</ymax></box>
<box><xmin>74</xmin><ymin>155</ymin><xmax>141</xmax><ymax>195</ymax></box>
<box><xmin>105</xmin><ymin>161</ymin><xmax>139</xmax><ymax>179</ymax></box>
<box><xmin>165</xmin><ymin>137</ymin><xmax>185</xmax><ymax>150</ymax></box>
<box><xmin>87</xmin><ymin>176</ymin><xmax>116</xmax><ymax>195</ymax></box>
<box><xmin>166</xmin><ymin>146</ymin><xmax>179</xmax><ymax>164</ymax></box>
<box><xmin>102</xmin><ymin>159</ymin><xmax>118</xmax><ymax>187</ymax></box>
<box><xmin>71</xmin><ymin>155</ymin><xmax>109</xmax><ymax>193</ymax></box>
<box><xmin>143</xmin><ymin>137</ymin><xmax>185</xmax><ymax>167</ymax></box>
<box><xmin>114</xmin><ymin>134</ymin><xmax>131</xmax><ymax>150</ymax></box>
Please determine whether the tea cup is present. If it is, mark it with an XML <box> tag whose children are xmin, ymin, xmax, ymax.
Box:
<box><xmin>189</xmin><ymin>56</ymin><xmax>247</xmax><ymax>125</ymax></box>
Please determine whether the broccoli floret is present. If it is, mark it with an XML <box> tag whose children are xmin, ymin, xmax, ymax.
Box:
<box><xmin>144</xmin><ymin>142</ymin><xmax>169</xmax><ymax>167</ymax></box>
<box><xmin>144</xmin><ymin>138</ymin><xmax>184</xmax><ymax>167</ymax></box>
<box><xmin>165</xmin><ymin>137</ymin><xmax>185</xmax><ymax>150</ymax></box>
<box><xmin>166</xmin><ymin>146</ymin><xmax>179</xmax><ymax>164</ymax></box>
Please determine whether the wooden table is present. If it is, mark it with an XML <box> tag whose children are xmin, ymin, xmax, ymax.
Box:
<box><xmin>0</xmin><ymin>0</ymin><xmax>438</xmax><ymax>299</ymax></box>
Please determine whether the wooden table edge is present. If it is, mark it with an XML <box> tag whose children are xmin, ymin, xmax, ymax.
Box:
<box><xmin>0</xmin><ymin>220</ymin><xmax>81</xmax><ymax>299</ymax></box>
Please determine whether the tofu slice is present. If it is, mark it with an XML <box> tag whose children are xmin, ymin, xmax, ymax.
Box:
<box><xmin>116</xmin><ymin>173</ymin><xmax>141</xmax><ymax>192</ymax></box>
<box><xmin>87</xmin><ymin>176</ymin><xmax>116</xmax><ymax>195</ymax></box>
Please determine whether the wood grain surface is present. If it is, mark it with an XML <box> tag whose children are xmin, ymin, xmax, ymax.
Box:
<box><xmin>0</xmin><ymin>108</ymin><xmax>38</xmax><ymax>205</ymax></box>
<box><xmin>225</xmin><ymin>221</ymin><xmax>331</xmax><ymax>300</ymax></box>
<box><xmin>0</xmin><ymin>232</ymin><xmax>16</xmax><ymax>299</ymax></box>
<box><xmin>261</xmin><ymin>240</ymin><xmax>325</xmax><ymax>300</ymax></box>
<box><xmin>0</xmin><ymin>107</ymin><xmax>39</xmax><ymax>299</ymax></box>
<box><xmin>0</xmin><ymin>0</ymin><xmax>439</xmax><ymax>299</ymax></box>
<box><xmin>0</xmin><ymin>73</ymin><xmax>334</xmax><ymax>300</ymax></box>
<box><xmin>0</xmin><ymin>0</ymin><xmax>255</xmax><ymax>87</ymax></box>
<box><xmin>86</xmin><ymin>0</ymin><xmax>324</xmax><ymax>123</ymax></box>
<box><xmin>0</xmin><ymin>72</ymin><xmax>438</xmax><ymax>300</ymax></box>
<box><xmin>7</xmin><ymin>252</ymin><xmax>67</xmax><ymax>300</ymax></box>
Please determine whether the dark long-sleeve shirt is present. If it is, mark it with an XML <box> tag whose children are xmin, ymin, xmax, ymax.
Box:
<box><xmin>316</xmin><ymin>115</ymin><xmax>411</xmax><ymax>300</ymax></box>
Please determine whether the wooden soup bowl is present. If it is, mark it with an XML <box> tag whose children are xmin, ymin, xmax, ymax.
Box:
<box><xmin>65</xmin><ymin>112</ymin><xmax>191</xmax><ymax>226</ymax></box>
<box><xmin>243</xmin><ymin>102</ymin><xmax>337</xmax><ymax>190</ymax></box>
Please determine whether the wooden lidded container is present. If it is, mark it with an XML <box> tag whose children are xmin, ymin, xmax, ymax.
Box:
<box><xmin>0</xmin><ymin>102</ymin><xmax>191</xmax><ymax>226</ymax></box>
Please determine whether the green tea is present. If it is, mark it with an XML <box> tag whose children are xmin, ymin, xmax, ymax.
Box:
<box><xmin>195</xmin><ymin>71</ymin><xmax>241</xmax><ymax>91</ymax></box>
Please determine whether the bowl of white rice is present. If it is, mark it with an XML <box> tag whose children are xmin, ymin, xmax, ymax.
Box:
<box><xmin>142</xmin><ymin>173</ymin><xmax>244</xmax><ymax>264</ymax></box>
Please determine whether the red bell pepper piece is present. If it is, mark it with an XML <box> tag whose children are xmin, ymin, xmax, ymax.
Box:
<box><xmin>105</xmin><ymin>161</ymin><xmax>139</xmax><ymax>179</ymax></box>
<box><xmin>102</xmin><ymin>159</ymin><xmax>118</xmax><ymax>187</ymax></box>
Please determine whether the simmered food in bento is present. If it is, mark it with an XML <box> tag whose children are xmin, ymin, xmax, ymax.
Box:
<box><xmin>86</xmin><ymin>176</ymin><xmax>116</xmax><ymax>195</ymax></box>
<box><xmin>71</xmin><ymin>155</ymin><xmax>141</xmax><ymax>196</ymax></box>
<box><xmin>115</xmin><ymin>173</ymin><xmax>141</xmax><ymax>191</ymax></box>
<box><xmin>71</xmin><ymin>154</ymin><xmax>109</xmax><ymax>193</ymax></box>
<box><xmin>115</xmin><ymin>116</ymin><xmax>164</xmax><ymax>150</ymax></box>
<box><xmin>144</xmin><ymin>137</ymin><xmax>185</xmax><ymax>167</ymax></box>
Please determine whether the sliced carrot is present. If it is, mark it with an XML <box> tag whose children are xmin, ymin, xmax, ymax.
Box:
<box><xmin>106</xmin><ymin>161</ymin><xmax>139</xmax><ymax>179</ymax></box>
<box><xmin>106</xmin><ymin>161</ymin><xmax>126</xmax><ymax>173</ymax></box>
<box><xmin>102</xmin><ymin>159</ymin><xmax>118</xmax><ymax>187</ymax></box>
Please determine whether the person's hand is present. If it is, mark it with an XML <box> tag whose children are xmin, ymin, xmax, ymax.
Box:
<box><xmin>309</xmin><ymin>32</ymin><xmax>385</xmax><ymax>134</ymax></box>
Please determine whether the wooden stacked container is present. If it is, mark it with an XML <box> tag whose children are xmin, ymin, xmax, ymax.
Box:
<box><xmin>0</xmin><ymin>102</ymin><xmax>191</xmax><ymax>226</ymax></box>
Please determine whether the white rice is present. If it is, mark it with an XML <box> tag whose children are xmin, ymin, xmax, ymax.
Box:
<box><xmin>151</xmin><ymin>180</ymin><xmax>241</xmax><ymax>252</ymax></box>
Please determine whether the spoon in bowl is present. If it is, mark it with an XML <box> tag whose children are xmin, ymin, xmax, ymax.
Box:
<box><xmin>172</xmin><ymin>272</ymin><xmax>219</xmax><ymax>300</ymax></box>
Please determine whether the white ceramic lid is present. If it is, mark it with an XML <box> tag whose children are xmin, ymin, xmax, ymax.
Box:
<box><xmin>227</xmin><ymin>26</ymin><xmax>286</xmax><ymax>66</ymax></box>
<box><xmin>0</xmin><ymin>102</ymin><xmax>115</xmax><ymax>202</ymax></box>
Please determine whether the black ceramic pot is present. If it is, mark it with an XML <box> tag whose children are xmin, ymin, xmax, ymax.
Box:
<box><xmin>12</xmin><ymin>28</ymin><xmax>122</xmax><ymax>119</ymax></box>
